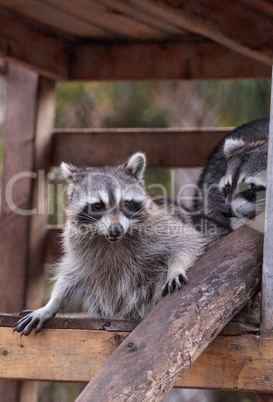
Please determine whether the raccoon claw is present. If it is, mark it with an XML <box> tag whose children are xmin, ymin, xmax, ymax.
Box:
<box><xmin>19</xmin><ymin>310</ymin><xmax>33</xmax><ymax>317</ymax></box>
<box><xmin>162</xmin><ymin>273</ymin><xmax>189</xmax><ymax>297</ymax></box>
<box><xmin>13</xmin><ymin>309</ymin><xmax>48</xmax><ymax>336</ymax></box>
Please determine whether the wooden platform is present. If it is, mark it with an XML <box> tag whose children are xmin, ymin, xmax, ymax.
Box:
<box><xmin>2</xmin><ymin>314</ymin><xmax>272</xmax><ymax>394</ymax></box>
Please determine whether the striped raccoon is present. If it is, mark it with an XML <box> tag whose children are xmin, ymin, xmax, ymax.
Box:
<box><xmin>194</xmin><ymin>118</ymin><xmax>268</xmax><ymax>239</ymax></box>
<box><xmin>194</xmin><ymin>118</ymin><xmax>269</xmax><ymax>323</ymax></box>
<box><xmin>14</xmin><ymin>152</ymin><xmax>206</xmax><ymax>335</ymax></box>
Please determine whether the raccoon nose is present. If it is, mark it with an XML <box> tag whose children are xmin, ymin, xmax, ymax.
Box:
<box><xmin>108</xmin><ymin>224</ymin><xmax>124</xmax><ymax>238</ymax></box>
<box><xmin>221</xmin><ymin>205</ymin><xmax>234</xmax><ymax>218</ymax></box>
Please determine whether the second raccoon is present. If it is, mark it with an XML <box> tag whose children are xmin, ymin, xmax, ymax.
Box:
<box><xmin>194</xmin><ymin>118</ymin><xmax>268</xmax><ymax>239</ymax></box>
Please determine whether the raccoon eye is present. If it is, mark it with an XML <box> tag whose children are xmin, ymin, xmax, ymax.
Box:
<box><xmin>122</xmin><ymin>200</ymin><xmax>143</xmax><ymax>218</ymax></box>
<box><xmin>247</xmin><ymin>183</ymin><xmax>256</xmax><ymax>192</ymax></box>
<box><xmin>225</xmin><ymin>183</ymin><xmax>231</xmax><ymax>189</ymax></box>
<box><xmin>92</xmin><ymin>202</ymin><xmax>105</xmax><ymax>211</ymax></box>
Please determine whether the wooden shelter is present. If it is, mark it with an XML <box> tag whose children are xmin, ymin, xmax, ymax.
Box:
<box><xmin>0</xmin><ymin>1</ymin><xmax>273</xmax><ymax>401</ymax></box>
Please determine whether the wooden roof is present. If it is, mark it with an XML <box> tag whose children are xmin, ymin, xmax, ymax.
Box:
<box><xmin>0</xmin><ymin>0</ymin><xmax>272</xmax><ymax>81</ymax></box>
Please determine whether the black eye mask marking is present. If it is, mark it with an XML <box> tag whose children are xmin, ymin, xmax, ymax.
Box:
<box><xmin>78</xmin><ymin>202</ymin><xmax>105</xmax><ymax>223</ymax></box>
<box><xmin>240</xmin><ymin>185</ymin><xmax>266</xmax><ymax>203</ymax></box>
<box><xmin>122</xmin><ymin>200</ymin><xmax>143</xmax><ymax>219</ymax></box>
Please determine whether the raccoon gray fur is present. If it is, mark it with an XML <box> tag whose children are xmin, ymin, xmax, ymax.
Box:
<box><xmin>193</xmin><ymin>118</ymin><xmax>269</xmax><ymax>324</ymax></box>
<box><xmin>14</xmin><ymin>152</ymin><xmax>206</xmax><ymax>336</ymax></box>
<box><xmin>194</xmin><ymin>118</ymin><xmax>268</xmax><ymax>240</ymax></box>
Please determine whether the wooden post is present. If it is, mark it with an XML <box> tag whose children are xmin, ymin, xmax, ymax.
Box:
<box><xmin>0</xmin><ymin>64</ymin><xmax>55</xmax><ymax>401</ymax></box>
<box><xmin>261</xmin><ymin>67</ymin><xmax>273</xmax><ymax>336</ymax></box>
<box><xmin>76</xmin><ymin>215</ymin><xmax>264</xmax><ymax>402</ymax></box>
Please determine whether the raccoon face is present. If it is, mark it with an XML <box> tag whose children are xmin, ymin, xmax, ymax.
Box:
<box><xmin>60</xmin><ymin>153</ymin><xmax>149</xmax><ymax>242</ymax></box>
<box><xmin>219</xmin><ymin>137</ymin><xmax>267</xmax><ymax>229</ymax></box>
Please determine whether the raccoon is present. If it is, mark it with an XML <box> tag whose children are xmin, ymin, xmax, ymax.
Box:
<box><xmin>194</xmin><ymin>118</ymin><xmax>268</xmax><ymax>239</ymax></box>
<box><xmin>14</xmin><ymin>152</ymin><xmax>206</xmax><ymax>336</ymax></box>
<box><xmin>193</xmin><ymin>118</ymin><xmax>269</xmax><ymax>324</ymax></box>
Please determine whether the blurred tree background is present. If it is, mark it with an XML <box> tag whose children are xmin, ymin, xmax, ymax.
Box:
<box><xmin>54</xmin><ymin>79</ymin><xmax>270</xmax><ymax>129</ymax></box>
<box><xmin>0</xmin><ymin>77</ymin><xmax>270</xmax><ymax>402</ymax></box>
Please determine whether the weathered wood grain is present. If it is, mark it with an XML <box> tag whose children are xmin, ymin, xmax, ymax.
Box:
<box><xmin>0</xmin><ymin>327</ymin><xmax>129</xmax><ymax>382</ymax></box>
<box><xmin>0</xmin><ymin>314</ymin><xmax>259</xmax><ymax>335</ymax></box>
<box><xmin>25</xmin><ymin>77</ymin><xmax>56</xmax><ymax>311</ymax></box>
<box><xmin>0</xmin><ymin>62</ymin><xmax>40</xmax><ymax>402</ymax></box>
<box><xmin>52</xmin><ymin>128</ymin><xmax>229</xmax><ymax>168</ymax></box>
<box><xmin>71</xmin><ymin>40</ymin><xmax>271</xmax><ymax>81</ymax></box>
<box><xmin>0</xmin><ymin>7</ymin><xmax>69</xmax><ymax>79</ymax></box>
<box><xmin>261</xmin><ymin>68</ymin><xmax>273</xmax><ymax>336</ymax></box>
<box><xmin>1</xmin><ymin>329</ymin><xmax>273</xmax><ymax>392</ymax></box>
<box><xmin>76</xmin><ymin>215</ymin><xmax>264</xmax><ymax>401</ymax></box>
<box><xmin>150</xmin><ymin>0</ymin><xmax>273</xmax><ymax>65</ymax></box>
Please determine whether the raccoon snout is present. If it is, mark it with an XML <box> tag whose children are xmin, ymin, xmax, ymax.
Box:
<box><xmin>220</xmin><ymin>205</ymin><xmax>234</xmax><ymax>218</ymax></box>
<box><xmin>107</xmin><ymin>224</ymin><xmax>125</xmax><ymax>241</ymax></box>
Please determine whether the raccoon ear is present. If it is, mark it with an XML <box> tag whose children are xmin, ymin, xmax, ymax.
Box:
<box><xmin>125</xmin><ymin>152</ymin><xmax>146</xmax><ymax>180</ymax></box>
<box><xmin>59</xmin><ymin>162</ymin><xmax>78</xmax><ymax>182</ymax></box>
<box><xmin>223</xmin><ymin>138</ymin><xmax>245</xmax><ymax>157</ymax></box>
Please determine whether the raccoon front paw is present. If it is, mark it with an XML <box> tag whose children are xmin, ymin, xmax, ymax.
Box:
<box><xmin>162</xmin><ymin>273</ymin><xmax>189</xmax><ymax>297</ymax></box>
<box><xmin>13</xmin><ymin>309</ymin><xmax>52</xmax><ymax>336</ymax></box>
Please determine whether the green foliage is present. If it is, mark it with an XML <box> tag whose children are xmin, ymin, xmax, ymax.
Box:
<box><xmin>205</xmin><ymin>79</ymin><xmax>271</xmax><ymax>126</ymax></box>
<box><xmin>55</xmin><ymin>81</ymin><xmax>169</xmax><ymax>129</ymax></box>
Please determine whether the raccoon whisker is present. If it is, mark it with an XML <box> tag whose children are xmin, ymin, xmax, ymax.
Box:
<box><xmin>128</xmin><ymin>205</ymin><xmax>146</xmax><ymax>220</ymax></box>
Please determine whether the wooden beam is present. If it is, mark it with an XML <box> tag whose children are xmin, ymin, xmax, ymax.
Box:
<box><xmin>76</xmin><ymin>215</ymin><xmax>264</xmax><ymax>401</ymax></box>
<box><xmin>0</xmin><ymin>62</ymin><xmax>40</xmax><ymax>402</ymax></box>
<box><xmin>52</xmin><ymin>128</ymin><xmax>229</xmax><ymax>168</ymax></box>
<box><xmin>0</xmin><ymin>64</ymin><xmax>56</xmax><ymax>402</ymax></box>
<box><xmin>0</xmin><ymin>8</ymin><xmax>69</xmax><ymax>80</ymax></box>
<box><xmin>25</xmin><ymin>77</ymin><xmax>56</xmax><ymax>311</ymax></box>
<box><xmin>147</xmin><ymin>0</ymin><xmax>273</xmax><ymax>66</ymax></box>
<box><xmin>0</xmin><ymin>313</ymin><xmax>259</xmax><ymax>335</ymax></box>
<box><xmin>71</xmin><ymin>40</ymin><xmax>271</xmax><ymax>81</ymax></box>
<box><xmin>261</xmin><ymin>68</ymin><xmax>273</xmax><ymax>336</ymax></box>
<box><xmin>1</xmin><ymin>327</ymin><xmax>273</xmax><ymax>393</ymax></box>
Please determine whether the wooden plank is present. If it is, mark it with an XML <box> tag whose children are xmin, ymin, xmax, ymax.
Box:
<box><xmin>261</xmin><ymin>68</ymin><xmax>273</xmax><ymax>336</ymax></box>
<box><xmin>0</xmin><ymin>8</ymin><xmax>69</xmax><ymax>80</ymax></box>
<box><xmin>25</xmin><ymin>77</ymin><xmax>56</xmax><ymax>311</ymax></box>
<box><xmin>92</xmin><ymin>0</ymin><xmax>191</xmax><ymax>37</ymax></box>
<box><xmin>146</xmin><ymin>0</ymin><xmax>273</xmax><ymax>66</ymax></box>
<box><xmin>0</xmin><ymin>313</ymin><xmax>259</xmax><ymax>335</ymax></box>
<box><xmin>178</xmin><ymin>334</ymin><xmax>273</xmax><ymax>392</ymax></box>
<box><xmin>45</xmin><ymin>0</ymin><xmax>168</xmax><ymax>39</ymax></box>
<box><xmin>52</xmin><ymin>128</ymin><xmax>229</xmax><ymax>168</ymax></box>
<box><xmin>0</xmin><ymin>62</ymin><xmax>39</xmax><ymax>402</ymax></box>
<box><xmin>0</xmin><ymin>65</ymin><xmax>56</xmax><ymax>402</ymax></box>
<box><xmin>239</xmin><ymin>0</ymin><xmax>273</xmax><ymax>18</ymax></box>
<box><xmin>0</xmin><ymin>0</ymin><xmax>110</xmax><ymax>39</ymax></box>
<box><xmin>0</xmin><ymin>327</ymin><xmax>129</xmax><ymax>383</ymax></box>
<box><xmin>2</xmin><ymin>330</ymin><xmax>273</xmax><ymax>392</ymax></box>
<box><xmin>76</xmin><ymin>215</ymin><xmax>264</xmax><ymax>401</ymax></box>
<box><xmin>71</xmin><ymin>40</ymin><xmax>271</xmax><ymax>81</ymax></box>
<box><xmin>0</xmin><ymin>64</ymin><xmax>39</xmax><ymax>312</ymax></box>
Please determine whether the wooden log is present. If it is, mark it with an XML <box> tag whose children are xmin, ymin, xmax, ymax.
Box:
<box><xmin>71</xmin><ymin>40</ymin><xmax>271</xmax><ymax>81</ymax></box>
<box><xmin>52</xmin><ymin>128</ymin><xmax>229</xmax><ymax>168</ymax></box>
<box><xmin>76</xmin><ymin>215</ymin><xmax>264</xmax><ymax>401</ymax></box>
<box><xmin>261</xmin><ymin>67</ymin><xmax>273</xmax><ymax>336</ymax></box>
